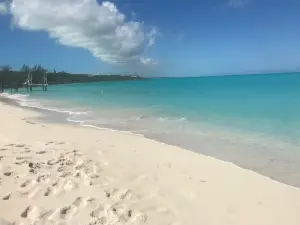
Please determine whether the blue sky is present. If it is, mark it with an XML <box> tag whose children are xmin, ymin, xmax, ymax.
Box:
<box><xmin>0</xmin><ymin>0</ymin><xmax>300</xmax><ymax>76</ymax></box>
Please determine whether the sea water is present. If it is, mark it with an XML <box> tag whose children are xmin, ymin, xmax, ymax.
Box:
<box><xmin>3</xmin><ymin>73</ymin><xmax>300</xmax><ymax>186</ymax></box>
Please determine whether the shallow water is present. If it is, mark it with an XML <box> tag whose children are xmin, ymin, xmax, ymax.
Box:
<box><xmin>2</xmin><ymin>73</ymin><xmax>300</xmax><ymax>187</ymax></box>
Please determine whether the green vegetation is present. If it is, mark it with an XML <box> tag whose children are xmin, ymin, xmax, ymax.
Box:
<box><xmin>0</xmin><ymin>64</ymin><xmax>144</xmax><ymax>92</ymax></box>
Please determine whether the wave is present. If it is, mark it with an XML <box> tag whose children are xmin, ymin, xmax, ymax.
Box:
<box><xmin>1</xmin><ymin>93</ymin><xmax>187</xmax><ymax>139</ymax></box>
<box><xmin>67</xmin><ymin>117</ymin><xmax>144</xmax><ymax>137</ymax></box>
<box><xmin>133</xmin><ymin>113</ymin><xmax>187</xmax><ymax>123</ymax></box>
<box><xmin>158</xmin><ymin>117</ymin><xmax>187</xmax><ymax>122</ymax></box>
<box><xmin>1</xmin><ymin>93</ymin><xmax>144</xmax><ymax>137</ymax></box>
<box><xmin>1</xmin><ymin>93</ymin><xmax>29</xmax><ymax>101</ymax></box>
<box><xmin>1</xmin><ymin>93</ymin><xmax>88</xmax><ymax>116</ymax></box>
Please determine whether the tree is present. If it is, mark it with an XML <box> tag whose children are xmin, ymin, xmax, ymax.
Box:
<box><xmin>32</xmin><ymin>64</ymin><xmax>47</xmax><ymax>73</ymax></box>
<box><xmin>0</xmin><ymin>70</ymin><xmax>3</xmax><ymax>93</ymax></box>
<box><xmin>0</xmin><ymin>65</ymin><xmax>12</xmax><ymax>92</ymax></box>
<box><xmin>0</xmin><ymin>65</ymin><xmax>12</xmax><ymax>72</ymax></box>
<box><xmin>28</xmin><ymin>65</ymin><xmax>48</xmax><ymax>84</ymax></box>
<box><xmin>20</xmin><ymin>64</ymin><xmax>30</xmax><ymax>73</ymax></box>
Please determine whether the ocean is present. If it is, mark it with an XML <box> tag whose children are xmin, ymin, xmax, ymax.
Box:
<box><xmin>2</xmin><ymin>72</ymin><xmax>300</xmax><ymax>187</ymax></box>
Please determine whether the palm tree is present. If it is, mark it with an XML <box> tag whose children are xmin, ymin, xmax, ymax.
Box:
<box><xmin>20</xmin><ymin>64</ymin><xmax>30</xmax><ymax>73</ymax></box>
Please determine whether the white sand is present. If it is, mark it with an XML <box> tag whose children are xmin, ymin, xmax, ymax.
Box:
<box><xmin>0</xmin><ymin>101</ymin><xmax>300</xmax><ymax>225</ymax></box>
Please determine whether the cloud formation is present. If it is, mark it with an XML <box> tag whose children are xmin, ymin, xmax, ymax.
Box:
<box><xmin>228</xmin><ymin>0</ymin><xmax>250</xmax><ymax>8</ymax></box>
<box><xmin>6</xmin><ymin>0</ymin><xmax>158</xmax><ymax>65</ymax></box>
<box><xmin>140</xmin><ymin>57</ymin><xmax>157</xmax><ymax>66</ymax></box>
<box><xmin>147</xmin><ymin>27</ymin><xmax>159</xmax><ymax>47</ymax></box>
<box><xmin>0</xmin><ymin>2</ymin><xmax>8</xmax><ymax>14</ymax></box>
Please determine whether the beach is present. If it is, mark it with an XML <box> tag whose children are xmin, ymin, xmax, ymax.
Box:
<box><xmin>0</xmin><ymin>100</ymin><xmax>300</xmax><ymax>225</ymax></box>
<box><xmin>1</xmin><ymin>74</ymin><xmax>299</xmax><ymax>189</ymax></box>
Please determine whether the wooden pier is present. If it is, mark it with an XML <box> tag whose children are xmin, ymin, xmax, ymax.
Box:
<box><xmin>26</xmin><ymin>71</ymin><xmax>48</xmax><ymax>92</ymax></box>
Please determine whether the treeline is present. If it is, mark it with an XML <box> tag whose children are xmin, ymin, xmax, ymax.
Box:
<box><xmin>0</xmin><ymin>64</ymin><xmax>144</xmax><ymax>91</ymax></box>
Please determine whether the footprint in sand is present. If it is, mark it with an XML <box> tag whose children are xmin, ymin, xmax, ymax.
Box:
<box><xmin>72</xmin><ymin>197</ymin><xmax>86</xmax><ymax>207</ymax></box>
<box><xmin>2</xmin><ymin>193</ymin><xmax>12</xmax><ymax>200</ymax></box>
<box><xmin>83</xmin><ymin>165</ymin><xmax>96</xmax><ymax>175</ymax></box>
<box><xmin>3</xmin><ymin>170</ymin><xmax>14</xmax><ymax>177</ymax></box>
<box><xmin>72</xmin><ymin>196</ymin><xmax>98</xmax><ymax>208</ymax></box>
<box><xmin>36</xmin><ymin>150</ymin><xmax>47</xmax><ymax>154</ymax></box>
<box><xmin>89</xmin><ymin>174</ymin><xmax>100</xmax><ymax>180</ymax></box>
<box><xmin>15</xmin><ymin>156</ymin><xmax>31</xmax><ymax>165</ymax></box>
<box><xmin>39</xmin><ymin>210</ymin><xmax>55</xmax><ymax>221</ymax></box>
<box><xmin>20</xmin><ymin>179</ymin><xmax>36</xmax><ymax>188</ymax></box>
<box><xmin>118</xmin><ymin>209</ymin><xmax>140</xmax><ymax>223</ymax></box>
<box><xmin>36</xmin><ymin>173</ymin><xmax>50</xmax><ymax>183</ymax></box>
<box><xmin>21</xmin><ymin>206</ymin><xmax>41</xmax><ymax>220</ymax></box>
<box><xmin>44</xmin><ymin>186</ymin><xmax>57</xmax><ymax>197</ymax></box>
<box><xmin>20</xmin><ymin>149</ymin><xmax>31</xmax><ymax>154</ymax></box>
<box><xmin>74</xmin><ymin>159</ymin><xmax>85</xmax><ymax>170</ymax></box>
<box><xmin>29</xmin><ymin>162</ymin><xmax>43</xmax><ymax>170</ymax></box>
<box><xmin>65</xmin><ymin>149</ymin><xmax>79</xmax><ymax>156</ymax></box>
<box><xmin>19</xmin><ymin>185</ymin><xmax>42</xmax><ymax>199</ymax></box>
<box><xmin>104</xmin><ymin>188</ymin><xmax>133</xmax><ymax>201</ymax></box>
<box><xmin>88</xmin><ymin>173</ymin><xmax>114</xmax><ymax>187</ymax></box>
<box><xmin>15</xmin><ymin>144</ymin><xmax>26</xmax><ymax>148</ymax></box>
<box><xmin>60</xmin><ymin>171</ymin><xmax>73</xmax><ymax>178</ymax></box>
<box><xmin>51</xmin><ymin>179</ymin><xmax>60</xmax><ymax>187</ymax></box>
<box><xmin>57</xmin><ymin>166</ymin><xmax>65</xmax><ymax>173</ymax></box>
<box><xmin>108</xmin><ymin>202</ymin><xmax>127</xmax><ymax>215</ymax></box>
<box><xmin>63</xmin><ymin>179</ymin><xmax>78</xmax><ymax>191</ymax></box>
<box><xmin>98</xmin><ymin>203</ymin><xmax>141</xmax><ymax>225</ymax></box>
<box><xmin>45</xmin><ymin>141</ymin><xmax>54</xmax><ymax>145</ymax></box>
<box><xmin>4</xmin><ymin>144</ymin><xmax>14</xmax><ymax>147</ymax></box>
<box><xmin>87</xmin><ymin>217</ymin><xmax>107</xmax><ymax>225</ymax></box>
<box><xmin>65</xmin><ymin>159</ymin><xmax>74</xmax><ymax>166</ymax></box>
<box><xmin>90</xmin><ymin>205</ymin><xmax>105</xmax><ymax>218</ymax></box>
<box><xmin>44</xmin><ymin>188</ymin><xmax>51</xmax><ymax>197</ymax></box>
<box><xmin>18</xmin><ymin>190</ymin><xmax>30</xmax><ymax>198</ymax></box>
<box><xmin>50</xmin><ymin>205</ymin><xmax>77</xmax><ymax>220</ymax></box>
<box><xmin>16</xmin><ymin>156</ymin><xmax>29</xmax><ymax>161</ymax></box>
<box><xmin>47</xmin><ymin>159</ymin><xmax>60</xmax><ymax>166</ymax></box>
<box><xmin>49</xmin><ymin>141</ymin><xmax>65</xmax><ymax>146</ymax></box>
<box><xmin>2</xmin><ymin>166</ymin><xmax>14</xmax><ymax>176</ymax></box>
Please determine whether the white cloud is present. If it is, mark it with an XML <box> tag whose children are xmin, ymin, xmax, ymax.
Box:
<box><xmin>140</xmin><ymin>57</ymin><xmax>157</xmax><ymax>66</ymax></box>
<box><xmin>147</xmin><ymin>27</ymin><xmax>159</xmax><ymax>47</ymax></box>
<box><xmin>0</xmin><ymin>2</ymin><xmax>8</xmax><ymax>15</ymax></box>
<box><xmin>228</xmin><ymin>0</ymin><xmax>250</xmax><ymax>8</ymax></box>
<box><xmin>6</xmin><ymin>0</ymin><xmax>158</xmax><ymax>65</ymax></box>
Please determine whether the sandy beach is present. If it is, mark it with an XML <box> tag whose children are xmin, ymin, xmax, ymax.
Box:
<box><xmin>0</xmin><ymin>100</ymin><xmax>300</xmax><ymax>225</ymax></box>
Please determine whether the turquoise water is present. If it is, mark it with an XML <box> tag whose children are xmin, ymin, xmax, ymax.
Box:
<box><xmin>16</xmin><ymin>72</ymin><xmax>300</xmax><ymax>141</ymax></box>
<box><xmin>3</xmin><ymin>72</ymin><xmax>300</xmax><ymax>186</ymax></box>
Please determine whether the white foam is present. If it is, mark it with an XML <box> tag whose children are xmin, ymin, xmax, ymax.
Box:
<box><xmin>67</xmin><ymin>117</ymin><xmax>143</xmax><ymax>137</ymax></box>
<box><xmin>1</xmin><ymin>93</ymin><xmax>29</xmax><ymax>101</ymax></box>
<box><xmin>1</xmin><ymin>93</ymin><xmax>144</xmax><ymax>137</ymax></box>
<box><xmin>158</xmin><ymin>117</ymin><xmax>187</xmax><ymax>122</ymax></box>
<box><xmin>1</xmin><ymin>93</ymin><xmax>88</xmax><ymax>116</ymax></box>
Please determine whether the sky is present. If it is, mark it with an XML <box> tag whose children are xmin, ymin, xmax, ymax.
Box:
<box><xmin>0</xmin><ymin>0</ymin><xmax>300</xmax><ymax>77</ymax></box>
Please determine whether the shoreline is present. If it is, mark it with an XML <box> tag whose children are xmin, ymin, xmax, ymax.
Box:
<box><xmin>1</xmin><ymin>98</ymin><xmax>300</xmax><ymax>224</ymax></box>
<box><xmin>2</xmin><ymin>94</ymin><xmax>300</xmax><ymax>189</ymax></box>
<box><xmin>0</xmin><ymin>95</ymin><xmax>146</xmax><ymax>137</ymax></box>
